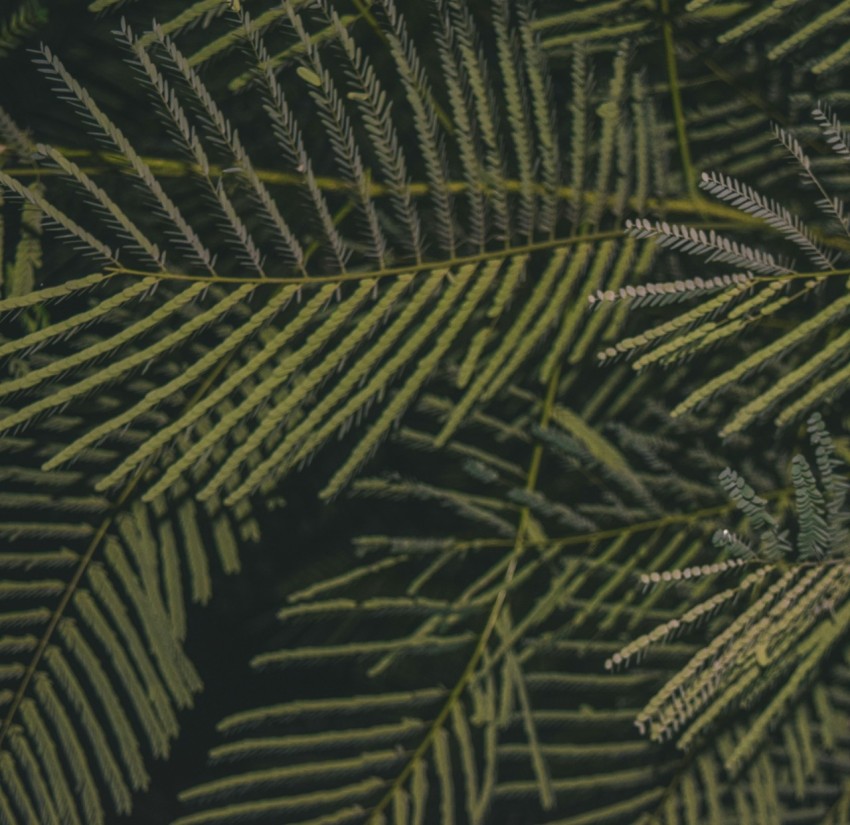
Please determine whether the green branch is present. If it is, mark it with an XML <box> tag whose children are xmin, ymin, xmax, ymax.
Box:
<box><xmin>660</xmin><ymin>0</ymin><xmax>701</xmax><ymax>207</ymax></box>
<box><xmin>364</xmin><ymin>364</ymin><xmax>563</xmax><ymax>823</ymax></box>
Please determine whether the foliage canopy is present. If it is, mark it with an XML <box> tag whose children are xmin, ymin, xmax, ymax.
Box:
<box><xmin>1</xmin><ymin>0</ymin><xmax>850</xmax><ymax>823</ymax></box>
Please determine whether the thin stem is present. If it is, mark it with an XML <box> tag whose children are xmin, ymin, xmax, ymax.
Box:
<box><xmin>365</xmin><ymin>365</ymin><xmax>563</xmax><ymax>823</ymax></box>
<box><xmin>104</xmin><ymin>222</ymin><xmax>760</xmax><ymax>287</ymax></box>
<box><xmin>660</xmin><ymin>0</ymin><xmax>701</xmax><ymax>208</ymax></box>
<box><xmin>106</xmin><ymin>231</ymin><xmax>626</xmax><ymax>285</ymax></box>
<box><xmin>0</xmin><ymin>332</ymin><xmax>243</xmax><ymax>749</ymax></box>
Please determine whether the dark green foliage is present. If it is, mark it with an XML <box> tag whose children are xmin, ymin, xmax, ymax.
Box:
<box><xmin>0</xmin><ymin>1</ymin><xmax>46</xmax><ymax>60</ymax></box>
<box><xmin>0</xmin><ymin>1</ymin><xmax>850</xmax><ymax>824</ymax></box>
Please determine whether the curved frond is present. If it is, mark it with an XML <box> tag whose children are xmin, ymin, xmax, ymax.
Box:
<box><xmin>0</xmin><ymin>426</ymin><xmax>201</xmax><ymax>824</ymax></box>
<box><xmin>0</xmin><ymin>285</ymin><xmax>271</xmax><ymax>821</ymax></box>
<box><xmin>174</xmin><ymin>384</ymin><xmax>796</xmax><ymax>824</ymax></box>
<box><xmin>6</xmin><ymin>2</ymin><xmax>850</xmax><ymax>822</ymax></box>
<box><xmin>615</xmin><ymin>415</ymin><xmax>850</xmax><ymax>781</ymax></box>
<box><xmin>599</xmin><ymin>108</ymin><xmax>850</xmax><ymax>436</ymax></box>
<box><xmin>0</xmin><ymin>5</ymin><xmax>659</xmax><ymax>507</ymax></box>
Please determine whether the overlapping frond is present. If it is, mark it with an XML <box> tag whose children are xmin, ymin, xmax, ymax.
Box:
<box><xmin>6</xmin><ymin>1</ymin><xmax>850</xmax><ymax>822</ymax></box>
<box><xmin>0</xmin><ymin>423</ymin><xmax>202</xmax><ymax>825</ymax></box>
<box><xmin>597</xmin><ymin>109</ymin><xmax>850</xmax><ymax>436</ymax></box>
<box><xmin>0</xmin><ymin>270</ymin><xmax>277</xmax><ymax>821</ymax></box>
<box><xmin>612</xmin><ymin>415</ymin><xmax>850</xmax><ymax>779</ymax></box>
<box><xmin>173</xmin><ymin>381</ymin><xmax>795</xmax><ymax>824</ymax></box>
<box><xmin>0</xmin><ymin>3</ymin><xmax>661</xmax><ymax>509</ymax></box>
<box><xmin>635</xmin><ymin>684</ymin><xmax>850</xmax><ymax>825</ymax></box>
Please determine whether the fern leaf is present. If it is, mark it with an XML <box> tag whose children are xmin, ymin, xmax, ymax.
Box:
<box><xmin>586</xmin><ymin>41</ymin><xmax>629</xmax><ymax>229</ymax></box>
<box><xmin>2</xmin><ymin>6</ymin><xmax>662</xmax><ymax>506</ymax></box>
<box><xmin>493</xmin><ymin>0</ymin><xmax>534</xmax><ymax>239</ymax></box>
<box><xmin>35</xmin><ymin>144</ymin><xmax>163</xmax><ymax>267</ymax></box>
<box><xmin>0</xmin><ymin>170</ymin><xmax>115</xmax><ymax>262</ymax></box>
<box><xmin>378</xmin><ymin>0</ymin><xmax>456</xmax><ymax>256</ymax></box>
<box><xmin>674</xmin><ymin>293</ymin><xmax>850</xmax><ymax>426</ymax></box>
<box><xmin>436</xmin><ymin>249</ymin><xmax>563</xmax><ymax>445</ymax></box>
<box><xmin>444</xmin><ymin>0</ymin><xmax>510</xmax><ymax>241</ymax></box>
<box><xmin>175</xmin><ymin>382</ymin><xmax>770</xmax><ymax>824</ymax></box>
<box><xmin>42</xmin><ymin>283</ymin><xmax>295</xmax><ymax>472</ymax></box>
<box><xmin>626</xmin><ymin>217</ymin><xmax>789</xmax><ymax>275</ymax></box>
<box><xmin>0</xmin><ymin>282</ymin><xmax>243</xmax><ymax>434</ymax></box>
<box><xmin>121</xmin><ymin>23</ymin><xmax>267</xmax><ymax>275</ymax></box>
<box><xmin>287</xmin><ymin>5</ymin><xmax>387</xmax><ymax>267</ymax></box>
<box><xmin>34</xmin><ymin>46</ymin><xmax>214</xmax><ymax>271</ymax></box>
<box><xmin>323</xmin><ymin>1</ymin><xmax>423</xmax><ymax>262</ymax></box>
<box><xmin>698</xmin><ymin>171</ymin><xmax>835</xmax><ymax>268</ymax></box>
<box><xmin>774</xmin><ymin>350</ymin><xmax>850</xmax><ymax>430</ymax></box>
<box><xmin>518</xmin><ymin>2</ymin><xmax>559</xmax><ymax>235</ymax></box>
<box><xmin>766</xmin><ymin>0</ymin><xmax>850</xmax><ymax>60</ymax></box>
<box><xmin>138</xmin><ymin>281</ymin><xmax>363</xmax><ymax>501</ymax></box>
<box><xmin>320</xmin><ymin>262</ymin><xmax>496</xmax><ymax>499</ymax></box>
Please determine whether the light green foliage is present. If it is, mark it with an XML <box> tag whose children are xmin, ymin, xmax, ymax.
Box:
<box><xmin>0</xmin><ymin>0</ymin><xmax>654</xmax><ymax>509</ymax></box>
<box><xmin>604</xmin><ymin>108</ymin><xmax>850</xmax><ymax>437</ymax></box>
<box><xmin>613</xmin><ymin>416</ymin><xmax>850</xmax><ymax>779</ymax></box>
<box><xmin>0</xmin><ymin>423</ymin><xmax>202</xmax><ymax>823</ymax></box>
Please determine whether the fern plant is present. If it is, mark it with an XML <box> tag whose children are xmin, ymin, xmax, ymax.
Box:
<box><xmin>0</xmin><ymin>292</ymin><xmax>269</xmax><ymax>823</ymax></box>
<box><xmin>596</xmin><ymin>109</ymin><xmax>850</xmax><ymax>438</ymax></box>
<box><xmin>612</xmin><ymin>414</ymin><xmax>850</xmax><ymax>773</ymax></box>
<box><xmin>1</xmin><ymin>0</ymin><xmax>850</xmax><ymax>823</ymax></box>
<box><xmin>0</xmin><ymin>1</ymin><xmax>665</xmax><ymax>509</ymax></box>
<box><xmin>172</xmin><ymin>389</ymin><xmax>850</xmax><ymax>824</ymax></box>
<box><xmin>0</xmin><ymin>2</ymin><xmax>662</xmax><ymax>819</ymax></box>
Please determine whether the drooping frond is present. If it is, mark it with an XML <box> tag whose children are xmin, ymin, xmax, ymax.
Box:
<box><xmin>0</xmin><ymin>6</ymin><xmax>658</xmax><ymax>509</ymax></box>
<box><xmin>597</xmin><ymin>109</ymin><xmax>850</xmax><ymax>436</ymax></box>
<box><xmin>173</xmin><ymin>377</ymin><xmax>797</xmax><ymax>824</ymax></box>
<box><xmin>615</xmin><ymin>415</ymin><xmax>850</xmax><ymax>782</ymax></box>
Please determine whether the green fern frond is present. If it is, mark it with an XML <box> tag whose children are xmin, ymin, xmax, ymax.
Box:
<box><xmin>0</xmin><ymin>176</ymin><xmax>47</xmax><ymax>331</ymax></box>
<box><xmin>698</xmin><ymin>170</ymin><xmax>836</xmax><ymax>269</ymax></box>
<box><xmin>619</xmin><ymin>416</ymin><xmax>850</xmax><ymax>780</ymax></box>
<box><xmin>0</xmin><ymin>269</ymin><xmax>280</xmax><ymax>820</ymax></box>
<box><xmin>1</xmin><ymin>4</ymin><xmax>660</xmax><ymax>509</ymax></box>
<box><xmin>9</xmin><ymin>3</ymin><xmax>850</xmax><ymax>822</ymax></box>
<box><xmin>626</xmin><ymin>217</ymin><xmax>790</xmax><ymax>275</ymax></box>
<box><xmin>34</xmin><ymin>45</ymin><xmax>214</xmax><ymax>270</ymax></box>
<box><xmin>0</xmin><ymin>170</ymin><xmax>116</xmax><ymax>263</ymax></box>
<box><xmin>765</xmin><ymin>0</ymin><xmax>850</xmax><ymax>61</ymax></box>
<box><xmin>173</xmin><ymin>373</ymin><xmax>783</xmax><ymax>824</ymax></box>
<box><xmin>675</xmin><ymin>289</ymin><xmax>850</xmax><ymax>430</ymax></box>
<box><xmin>0</xmin><ymin>454</ymin><xmax>198</xmax><ymax>822</ymax></box>
<box><xmin>598</xmin><ymin>105</ymin><xmax>850</xmax><ymax>434</ymax></box>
